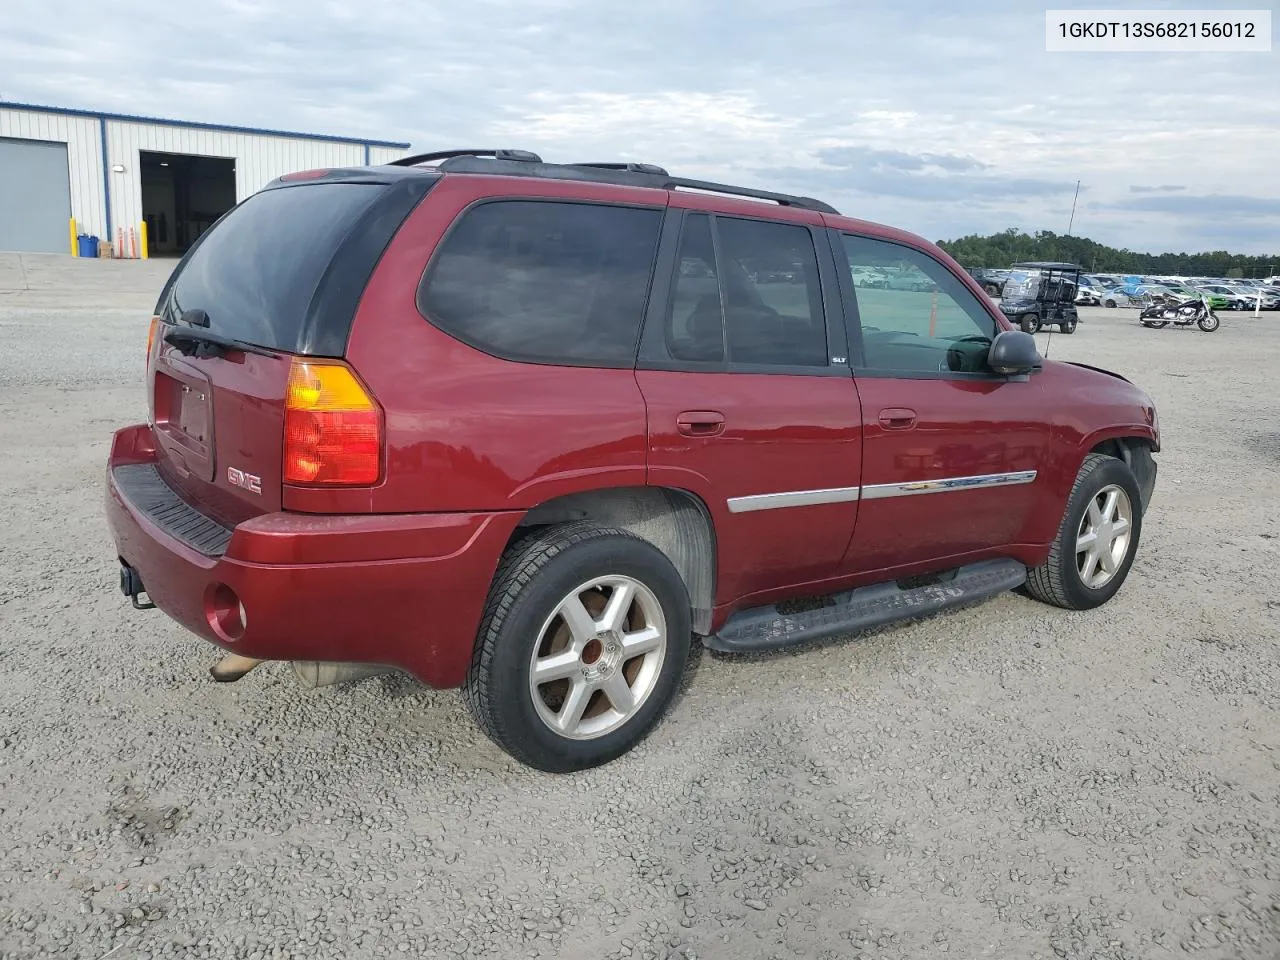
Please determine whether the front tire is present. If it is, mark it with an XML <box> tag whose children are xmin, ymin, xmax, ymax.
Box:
<box><xmin>1021</xmin><ymin>314</ymin><xmax>1042</xmax><ymax>334</ymax></box>
<box><xmin>1198</xmin><ymin>312</ymin><xmax>1220</xmax><ymax>332</ymax></box>
<box><xmin>1025</xmin><ymin>454</ymin><xmax>1143</xmax><ymax>610</ymax></box>
<box><xmin>464</xmin><ymin>522</ymin><xmax>692</xmax><ymax>772</ymax></box>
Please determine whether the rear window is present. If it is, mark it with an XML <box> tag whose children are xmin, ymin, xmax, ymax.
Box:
<box><xmin>160</xmin><ymin>183</ymin><xmax>389</xmax><ymax>353</ymax></box>
<box><xmin>418</xmin><ymin>200</ymin><xmax>663</xmax><ymax>366</ymax></box>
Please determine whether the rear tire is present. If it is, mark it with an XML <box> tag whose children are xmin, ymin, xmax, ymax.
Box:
<box><xmin>1060</xmin><ymin>318</ymin><xmax>1078</xmax><ymax>334</ymax></box>
<box><xmin>464</xmin><ymin>522</ymin><xmax>692</xmax><ymax>772</ymax></box>
<box><xmin>1025</xmin><ymin>454</ymin><xmax>1143</xmax><ymax>610</ymax></box>
<box><xmin>1021</xmin><ymin>314</ymin><xmax>1042</xmax><ymax>334</ymax></box>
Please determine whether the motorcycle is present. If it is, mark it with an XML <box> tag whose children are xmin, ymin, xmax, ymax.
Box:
<box><xmin>1138</xmin><ymin>293</ymin><xmax>1220</xmax><ymax>332</ymax></box>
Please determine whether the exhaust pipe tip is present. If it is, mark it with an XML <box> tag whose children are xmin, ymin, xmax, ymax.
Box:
<box><xmin>210</xmin><ymin>653</ymin><xmax>264</xmax><ymax>683</ymax></box>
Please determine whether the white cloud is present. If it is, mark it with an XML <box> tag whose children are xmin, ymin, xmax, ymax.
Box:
<box><xmin>0</xmin><ymin>0</ymin><xmax>1276</xmax><ymax>252</ymax></box>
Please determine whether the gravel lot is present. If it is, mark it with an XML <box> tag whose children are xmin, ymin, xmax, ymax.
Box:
<box><xmin>1</xmin><ymin>252</ymin><xmax>1278</xmax><ymax>960</ymax></box>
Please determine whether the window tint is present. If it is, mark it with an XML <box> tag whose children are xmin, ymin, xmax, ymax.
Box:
<box><xmin>842</xmin><ymin>235</ymin><xmax>997</xmax><ymax>374</ymax></box>
<box><xmin>667</xmin><ymin>214</ymin><xmax>724</xmax><ymax>362</ymax></box>
<box><xmin>665</xmin><ymin>215</ymin><xmax>827</xmax><ymax>367</ymax></box>
<box><xmin>165</xmin><ymin>183</ymin><xmax>388</xmax><ymax>353</ymax></box>
<box><xmin>419</xmin><ymin>200</ymin><xmax>662</xmax><ymax>365</ymax></box>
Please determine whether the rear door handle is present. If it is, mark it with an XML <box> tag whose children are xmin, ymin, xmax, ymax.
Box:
<box><xmin>676</xmin><ymin>410</ymin><xmax>726</xmax><ymax>437</ymax></box>
<box><xmin>878</xmin><ymin>407</ymin><xmax>917</xmax><ymax>430</ymax></box>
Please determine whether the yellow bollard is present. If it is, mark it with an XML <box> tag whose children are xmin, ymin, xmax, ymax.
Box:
<box><xmin>139</xmin><ymin>220</ymin><xmax>149</xmax><ymax>260</ymax></box>
<box><xmin>69</xmin><ymin>217</ymin><xmax>77</xmax><ymax>257</ymax></box>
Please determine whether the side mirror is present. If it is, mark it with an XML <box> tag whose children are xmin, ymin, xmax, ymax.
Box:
<box><xmin>988</xmin><ymin>330</ymin><xmax>1041</xmax><ymax>375</ymax></box>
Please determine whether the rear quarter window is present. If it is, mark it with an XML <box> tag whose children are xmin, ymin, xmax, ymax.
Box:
<box><xmin>417</xmin><ymin>199</ymin><xmax>663</xmax><ymax>366</ymax></box>
<box><xmin>161</xmin><ymin>182</ymin><xmax>393</xmax><ymax>354</ymax></box>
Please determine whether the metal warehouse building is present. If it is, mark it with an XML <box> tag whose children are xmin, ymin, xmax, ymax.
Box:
<box><xmin>0</xmin><ymin>102</ymin><xmax>410</xmax><ymax>256</ymax></box>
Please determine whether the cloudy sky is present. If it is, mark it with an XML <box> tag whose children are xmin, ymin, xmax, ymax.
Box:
<box><xmin>2</xmin><ymin>0</ymin><xmax>1277</xmax><ymax>253</ymax></box>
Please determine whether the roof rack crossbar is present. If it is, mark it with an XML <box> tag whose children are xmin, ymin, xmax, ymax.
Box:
<box><xmin>424</xmin><ymin>155</ymin><xmax>839</xmax><ymax>214</ymax></box>
<box><xmin>389</xmin><ymin>148</ymin><xmax>542</xmax><ymax>167</ymax></box>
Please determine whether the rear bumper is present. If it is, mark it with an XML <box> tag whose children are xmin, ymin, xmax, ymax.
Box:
<box><xmin>105</xmin><ymin>424</ymin><xmax>522</xmax><ymax>688</ymax></box>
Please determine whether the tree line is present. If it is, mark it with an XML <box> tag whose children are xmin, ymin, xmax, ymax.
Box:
<box><xmin>937</xmin><ymin>228</ymin><xmax>1279</xmax><ymax>278</ymax></box>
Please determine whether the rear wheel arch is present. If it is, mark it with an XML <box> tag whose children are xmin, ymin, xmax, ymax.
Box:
<box><xmin>512</xmin><ymin>486</ymin><xmax>717</xmax><ymax>634</ymax></box>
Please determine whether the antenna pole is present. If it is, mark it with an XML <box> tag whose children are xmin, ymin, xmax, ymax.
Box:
<box><xmin>1067</xmin><ymin>180</ymin><xmax>1081</xmax><ymax>236</ymax></box>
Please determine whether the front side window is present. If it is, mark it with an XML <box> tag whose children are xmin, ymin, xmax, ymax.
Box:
<box><xmin>841</xmin><ymin>235</ymin><xmax>998</xmax><ymax>375</ymax></box>
<box><xmin>665</xmin><ymin>214</ymin><xmax>828</xmax><ymax>368</ymax></box>
<box><xmin>418</xmin><ymin>200</ymin><xmax>662</xmax><ymax>365</ymax></box>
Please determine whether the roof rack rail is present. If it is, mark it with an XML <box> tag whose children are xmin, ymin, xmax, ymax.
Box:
<box><xmin>388</xmin><ymin>148</ymin><xmax>542</xmax><ymax>167</ymax></box>
<box><xmin>427</xmin><ymin>155</ymin><xmax>839</xmax><ymax>214</ymax></box>
<box><xmin>570</xmin><ymin>161</ymin><xmax>670</xmax><ymax>176</ymax></box>
<box><xmin>663</xmin><ymin>175</ymin><xmax>836</xmax><ymax>214</ymax></box>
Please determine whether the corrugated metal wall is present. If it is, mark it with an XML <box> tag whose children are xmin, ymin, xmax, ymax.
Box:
<box><xmin>368</xmin><ymin>145</ymin><xmax>408</xmax><ymax>165</ymax></box>
<box><xmin>0</xmin><ymin>105</ymin><xmax>409</xmax><ymax>253</ymax></box>
<box><xmin>104</xmin><ymin>121</ymin><xmax>372</xmax><ymax>241</ymax></box>
<box><xmin>0</xmin><ymin>107</ymin><xmax>105</xmax><ymax>238</ymax></box>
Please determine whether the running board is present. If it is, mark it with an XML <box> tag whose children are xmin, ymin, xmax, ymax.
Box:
<box><xmin>705</xmin><ymin>558</ymin><xmax>1027</xmax><ymax>653</ymax></box>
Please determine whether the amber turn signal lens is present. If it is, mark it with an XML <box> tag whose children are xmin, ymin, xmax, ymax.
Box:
<box><xmin>283</xmin><ymin>360</ymin><xmax>382</xmax><ymax>486</ymax></box>
<box><xmin>146</xmin><ymin>315</ymin><xmax>159</xmax><ymax>360</ymax></box>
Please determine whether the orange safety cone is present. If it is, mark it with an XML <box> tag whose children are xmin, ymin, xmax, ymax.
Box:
<box><xmin>116</xmin><ymin>227</ymin><xmax>125</xmax><ymax>258</ymax></box>
<box><xmin>128</xmin><ymin>227</ymin><xmax>136</xmax><ymax>259</ymax></box>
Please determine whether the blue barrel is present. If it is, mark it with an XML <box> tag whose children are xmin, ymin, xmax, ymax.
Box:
<box><xmin>77</xmin><ymin>234</ymin><xmax>100</xmax><ymax>258</ymax></box>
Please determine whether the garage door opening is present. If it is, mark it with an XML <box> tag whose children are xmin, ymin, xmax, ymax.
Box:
<box><xmin>140</xmin><ymin>151</ymin><xmax>236</xmax><ymax>256</ymax></box>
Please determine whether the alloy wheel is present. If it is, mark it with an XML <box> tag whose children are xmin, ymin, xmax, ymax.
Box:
<box><xmin>528</xmin><ymin>575</ymin><xmax>667</xmax><ymax>740</ymax></box>
<box><xmin>1075</xmin><ymin>484</ymin><xmax>1133</xmax><ymax>589</ymax></box>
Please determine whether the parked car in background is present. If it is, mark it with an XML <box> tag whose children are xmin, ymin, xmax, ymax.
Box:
<box><xmin>968</xmin><ymin>268</ymin><xmax>1009</xmax><ymax>297</ymax></box>
<box><xmin>1075</xmin><ymin>280</ymin><xmax>1102</xmax><ymax>305</ymax></box>
<box><xmin>1192</xmin><ymin>287</ymin><xmax>1243</xmax><ymax>311</ymax></box>
<box><xmin>103</xmin><ymin>148</ymin><xmax>1161</xmax><ymax>771</ymax></box>
<box><xmin>1195</xmin><ymin>284</ymin><xmax>1252</xmax><ymax>310</ymax></box>
<box><xmin>1227</xmin><ymin>285</ymin><xmax>1280</xmax><ymax>310</ymax></box>
<box><xmin>852</xmin><ymin>266</ymin><xmax>890</xmax><ymax>288</ymax></box>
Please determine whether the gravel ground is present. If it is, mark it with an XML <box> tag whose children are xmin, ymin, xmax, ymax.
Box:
<box><xmin>1</xmin><ymin>252</ymin><xmax>1278</xmax><ymax>960</ymax></box>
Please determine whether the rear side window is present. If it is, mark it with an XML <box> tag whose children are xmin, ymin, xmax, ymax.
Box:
<box><xmin>162</xmin><ymin>183</ymin><xmax>389</xmax><ymax>353</ymax></box>
<box><xmin>418</xmin><ymin>200</ymin><xmax>662</xmax><ymax>366</ymax></box>
<box><xmin>665</xmin><ymin>213</ymin><xmax>828</xmax><ymax>368</ymax></box>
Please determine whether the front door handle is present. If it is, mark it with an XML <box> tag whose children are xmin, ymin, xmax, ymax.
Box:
<box><xmin>676</xmin><ymin>410</ymin><xmax>726</xmax><ymax>437</ymax></box>
<box><xmin>878</xmin><ymin>407</ymin><xmax>917</xmax><ymax>430</ymax></box>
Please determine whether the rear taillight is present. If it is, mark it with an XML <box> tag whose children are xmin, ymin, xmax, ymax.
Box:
<box><xmin>283</xmin><ymin>360</ymin><xmax>382</xmax><ymax>486</ymax></box>
<box><xmin>146</xmin><ymin>315</ymin><xmax>158</xmax><ymax>361</ymax></box>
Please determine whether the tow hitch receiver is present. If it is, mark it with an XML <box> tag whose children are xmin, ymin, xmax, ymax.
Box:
<box><xmin>118</xmin><ymin>562</ymin><xmax>156</xmax><ymax>610</ymax></box>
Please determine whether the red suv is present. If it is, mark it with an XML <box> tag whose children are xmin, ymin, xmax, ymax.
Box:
<box><xmin>106</xmin><ymin>150</ymin><xmax>1160</xmax><ymax>771</ymax></box>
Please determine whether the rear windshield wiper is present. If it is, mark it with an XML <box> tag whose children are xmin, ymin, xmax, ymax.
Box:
<box><xmin>162</xmin><ymin>325</ymin><xmax>280</xmax><ymax>359</ymax></box>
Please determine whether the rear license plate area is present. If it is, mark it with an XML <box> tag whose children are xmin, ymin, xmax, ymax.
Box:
<box><xmin>153</xmin><ymin>367</ymin><xmax>215</xmax><ymax>481</ymax></box>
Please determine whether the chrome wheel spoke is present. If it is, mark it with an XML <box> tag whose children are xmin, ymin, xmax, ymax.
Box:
<box><xmin>1087</xmin><ymin>498</ymin><xmax>1104</xmax><ymax>525</ymax></box>
<box><xmin>601</xmin><ymin>672</ymin><xmax>635</xmax><ymax>715</ymax></box>
<box><xmin>1111</xmin><ymin>517</ymin><xmax>1130</xmax><ymax>538</ymax></box>
<box><xmin>620</xmin><ymin>625</ymin><xmax>663</xmax><ymax>658</ymax></box>
<box><xmin>1100</xmin><ymin>489</ymin><xmax>1119</xmax><ymax>522</ymax></box>
<box><xmin>555</xmin><ymin>679</ymin><xmax>592</xmax><ymax>734</ymax></box>
<box><xmin>598</xmin><ymin>581</ymin><xmax>636</xmax><ymax>634</ymax></box>
<box><xmin>1076</xmin><ymin>530</ymin><xmax>1098</xmax><ymax>554</ymax></box>
<box><xmin>1079</xmin><ymin>550</ymin><xmax>1100</xmax><ymax>584</ymax></box>
<box><xmin>557</xmin><ymin>593</ymin><xmax>597</xmax><ymax>645</ymax></box>
<box><xmin>1098</xmin><ymin>545</ymin><xmax>1118</xmax><ymax>575</ymax></box>
<box><xmin>532</xmin><ymin>650</ymin><xmax>581</xmax><ymax>685</ymax></box>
